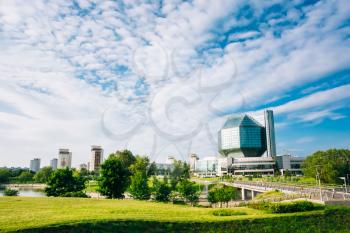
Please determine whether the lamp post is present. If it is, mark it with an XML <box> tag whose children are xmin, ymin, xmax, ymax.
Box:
<box><xmin>339</xmin><ymin>177</ymin><xmax>348</xmax><ymax>193</ymax></box>
<box><xmin>316</xmin><ymin>166</ymin><xmax>323</xmax><ymax>201</ymax></box>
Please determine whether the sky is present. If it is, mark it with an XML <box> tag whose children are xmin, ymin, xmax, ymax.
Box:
<box><xmin>0</xmin><ymin>0</ymin><xmax>349</xmax><ymax>168</ymax></box>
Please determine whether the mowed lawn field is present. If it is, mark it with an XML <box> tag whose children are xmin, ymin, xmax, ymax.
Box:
<box><xmin>0</xmin><ymin>197</ymin><xmax>350</xmax><ymax>233</ymax></box>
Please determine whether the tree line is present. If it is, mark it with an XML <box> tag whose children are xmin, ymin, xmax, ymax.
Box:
<box><xmin>42</xmin><ymin>150</ymin><xmax>202</xmax><ymax>206</ymax></box>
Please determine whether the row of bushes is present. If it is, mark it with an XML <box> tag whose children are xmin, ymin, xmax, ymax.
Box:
<box><xmin>247</xmin><ymin>200</ymin><xmax>323</xmax><ymax>213</ymax></box>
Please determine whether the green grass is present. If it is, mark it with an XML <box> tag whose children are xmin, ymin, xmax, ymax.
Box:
<box><xmin>255</xmin><ymin>190</ymin><xmax>285</xmax><ymax>200</ymax></box>
<box><xmin>0</xmin><ymin>197</ymin><xmax>349</xmax><ymax>233</ymax></box>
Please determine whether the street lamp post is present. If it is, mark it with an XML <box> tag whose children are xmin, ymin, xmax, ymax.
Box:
<box><xmin>339</xmin><ymin>177</ymin><xmax>348</xmax><ymax>193</ymax></box>
<box><xmin>316</xmin><ymin>166</ymin><xmax>323</xmax><ymax>201</ymax></box>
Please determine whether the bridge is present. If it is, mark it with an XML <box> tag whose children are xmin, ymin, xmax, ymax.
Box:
<box><xmin>195</xmin><ymin>179</ymin><xmax>350</xmax><ymax>203</ymax></box>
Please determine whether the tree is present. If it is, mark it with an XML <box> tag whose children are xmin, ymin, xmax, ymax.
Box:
<box><xmin>98</xmin><ymin>156</ymin><xmax>130</xmax><ymax>198</ymax></box>
<box><xmin>34</xmin><ymin>167</ymin><xmax>53</xmax><ymax>183</ymax></box>
<box><xmin>129</xmin><ymin>156</ymin><xmax>152</xmax><ymax>200</ymax></box>
<box><xmin>0</xmin><ymin>168</ymin><xmax>10</xmax><ymax>184</ymax></box>
<box><xmin>302</xmin><ymin>149</ymin><xmax>350</xmax><ymax>184</ymax></box>
<box><xmin>129</xmin><ymin>171</ymin><xmax>150</xmax><ymax>200</ymax></box>
<box><xmin>152</xmin><ymin>177</ymin><xmax>171</xmax><ymax>202</ymax></box>
<box><xmin>45</xmin><ymin>168</ymin><xmax>86</xmax><ymax>197</ymax></box>
<box><xmin>169</xmin><ymin>160</ymin><xmax>190</xmax><ymax>189</ymax></box>
<box><xmin>177</xmin><ymin>179</ymin><xmax>200</xmax><ymax>206</ymax></box>
<box><xmin>114</xmin><ymin>149</ymin><xmax>136</xmax><ymax>168</ymax></box>
<box><xmin>18</xmin><ymin>171</ymin><xmax>34</xmax><ymax>183</ymax></box>
<box><xmin>208</xmin><ymin>185</ymin><xmax>237</xmax><ymax>208</ymax></box>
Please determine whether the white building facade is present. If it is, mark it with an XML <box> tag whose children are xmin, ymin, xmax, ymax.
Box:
<box><xmin>58</xmin><ymin>149</ymin><xmax>72</xmax><ymax>169</ymax></box>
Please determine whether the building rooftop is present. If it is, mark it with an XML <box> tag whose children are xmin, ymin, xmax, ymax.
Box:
<box><xmin>222</xmin><ymin>114</ymin><xmax>262</xmax><ymax>129</ymax></box>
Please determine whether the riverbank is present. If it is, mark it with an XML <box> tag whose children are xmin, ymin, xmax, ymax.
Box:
<box><xmin>1</xmin><ymin>197</ymin><xmax>350</xmax><ymax>233</ymax></box>
<box><xmin>4</xmin><ymin>183</ymin><xmax>46</xmax><ymax>189</ymax></box>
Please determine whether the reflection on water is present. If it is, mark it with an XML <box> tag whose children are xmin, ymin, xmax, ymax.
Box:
<box><xmin>0</xmin><ymin>188</ymin><xmax>46</xmax><ymax>197</ymax></box>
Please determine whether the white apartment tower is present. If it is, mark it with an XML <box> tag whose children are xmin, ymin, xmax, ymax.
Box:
<box><xmin>90</xmin><ymin>146</ymin><xmax>103</xmax><ymax>172</ymax></box>
<box><xmin>50</xmin><ymin>158</ymin><xmax>58</xmax><ymax>170</ymax></box>
<box><xmin>30</xmin><ymin>158</ymin><xmax>41</xmax><ymax>172</ymax></box>
<box><xmin>58</xmin><ymin>149</ymin><xmax>72</xmax><ymax>169</ymax></box>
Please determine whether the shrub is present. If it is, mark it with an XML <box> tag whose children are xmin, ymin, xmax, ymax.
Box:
<box><xmin>248</xmin><ymin>200</ymin><xmax>323</xmax><ymax>213</ymax></box>
<box><xmin>60</xmin><ymin>191</ymin><xmax>89</xmax><ymax>198</ymax></box>
<box><xmin>247</xmin><ymin>201</ymin><xmax>271</xmax><ymax>211</ymax></box>
<box><xmin>3</xmin><ymin>188</ymin><xmax>19</xmax><ymax>196</ymax></box>
<box><xmin>176</xmin><ymin>180</ymin><xmax>200</xmax><ymax>206</ymax></box>
<box><xmin>212</xmin><ymin>209</ymin><xmax>247</xmax><ymax>216</ymax></box>
<box><xmin>153</xmin><ymin>182</ymin><xmax>171</xmax><ymax>202</ymax></box>
<box><xmin>269</xmin><ymin>201</ymin><xmax>315</xmax><ymax>213</ymax></box>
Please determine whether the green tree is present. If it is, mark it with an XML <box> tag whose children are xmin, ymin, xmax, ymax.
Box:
<box><xmin>0</xmin><ymin>168</ymin><xmax>10</xmax><ymax>183</ymax></box>
<box><xmin>98</xmin><ymin>156</ymin><xmax>130</xmax><ymax>199</ymax></box>
<box><xmin>128</xmin><ymin>156</ymin><xmax>151</xmax><ymax>200</ymax></box>
<box><xmin>18</xmin><ymin>171</ymin><xmax>34</xmax><ymax>183</ymax></box>
<box><xmin>302</xmin><ymin>149</ymin><xmax>350</xmax><ymax>184</ymax></box>
<box><xmin>129</xmin><ymin>171</ymin><xmax>150</xmax><ymax>200</ymax></box>
<box><xmin>208</xmin><ymin>185</ymin><xmax>237</xmax><ymax>208</ymax></box>
<box><xmin>152</xmin><ymin>177</ymin><xmax>171</xmax><ymax>202</ymax></box>
<box><xmin>114</xmin><ymin>149</ymin><xmax>136</xmax><ymax>168</ymax></box>
<box><xmin>169</xmin><ymin>160</ymin><xmax>190</xmax><ymax>189</ymax></box>
<box><xmin>45</xmin><ymin>168</ymin><xmax>86</xmax><ymax>197</ymax></box>
<box><xmin>177</xmin><ymin>179</ymin><xmax>200</xmax><ymax>206</ymax></box>
<box><xmin>34</xmin><ymin>167</ymin><xmax>53</xmax><ymax>183</ymax></box>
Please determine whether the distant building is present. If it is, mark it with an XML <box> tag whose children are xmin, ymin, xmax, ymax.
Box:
<box><xmin>189</xmin><ymin>154</ymin><xmax>199</xmax><ymax>173</ymax></box>
<box><xmin>276</xmin><ymin>154</ymin><xmax>304</xmax><ymax>175</ymax></box>
<box><xmin>166</xmin><ymin>156</ymin><xmax>175</xmax><ymax>164</ymax></box>
<box><xmin>89</xmin><ymin>146</ymin><xmax>103</xmax><ymax>172</ymax></box>
<box><xmin>50</xmin><ymin>158</ymin><xmax>58</xmax><ymax>170</ymax></box>
<box><xmin>58</xmin><ymin>149</ymin><xmax>72</xmax><ymax>169</ymax></box>
<box><xmin>30</xmin><ymin>158</ymin><xmax>41</xmax><ymax>172</ymax></box>
<box><xmin>193</xmin><ymin>156</ymin><xmax>218</xmax><ymax>177</ymax></box>
<box><xmin>218</xmin><ymin>110</ymin><xmax>276</xmax><ymax>158</ymax></box>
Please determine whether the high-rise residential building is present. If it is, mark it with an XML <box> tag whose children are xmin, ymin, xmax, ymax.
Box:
<box><xmin>30</xmin><ymin>158</ymin><xmax>41</xmax><ymax>172</ymax></box>
<box><xmin>166</xmin><ymin>156</ymin><xmax>175</xmax><ymax>164</ymax></box>
<box><xmin>50</xmin><ymin>158</ymin><xmax>58</xmax><ymax>170</ymax></box>
<box><xmin>58</xmin><ymin>149</ymin><xmax>72</xmax><ymax>169</ymax></box>
<box><xmin>189</xmin><ymin>154</ymin><xmax>199</xmax><ymax>172</ymax></box>
<box><xmin>218</xmin><ymin>110</ymin><xmax>276</xmax><ymax>158</ymax></box>
<box><xmin>89</xmin><ymin>146</ymin><xmax>103</xmax><ymax>172</ymax></box>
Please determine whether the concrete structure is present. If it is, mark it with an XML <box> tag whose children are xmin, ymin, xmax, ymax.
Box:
<box><xmin>189</xmin><ymin>154</ymin><xmax>199</xmax><ymax>173</ymax></box>
<box><xmin>50</xmin><ymin>158</ymin><xmax>58</xmax><ymax>170</ymax></box>
<box><xmin>89</xmin><ymin>145</ymin><xmax>103</xmax><ymax>172</ymax></box>
<box><xmin>29</xmin><ymin>158</ymin><xmax>41</xmax><ymax>172</ymax></box>
<box><xmin>58</xmin><ymin>149</ymin><xmax>72</xmax><ymax>169</ymax></box>
<box><xmin>276</xmin><ymin>154</ymin><xmax>304</xmax><ymax>175</ymax></box>
<box><xmin>166</xmin><ymin>156</ymin><xmax>175</xmax><ymax>164</ymax></box>
<box><xmin>231</xmin><ymin>157</ymin><xmax>275</xmax><ymax>175</ymax></box>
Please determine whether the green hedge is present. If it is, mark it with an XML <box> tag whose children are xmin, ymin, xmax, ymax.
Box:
<box><xmin>212</xmin><ymin>209</ymin><xmax>247</xmax><ymax>216</ymax></box>
<box><xmin>247</xmin><ymin>201</ymin><xmax>323</xmax><ymax>213</ymax></box>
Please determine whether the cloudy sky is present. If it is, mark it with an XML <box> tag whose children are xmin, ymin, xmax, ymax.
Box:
<box><xmin>0</xmin><ymin>0</ymin><xmax>349</xmax><ymax>167</ymax></box>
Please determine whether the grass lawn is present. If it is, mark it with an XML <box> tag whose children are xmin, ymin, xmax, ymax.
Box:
<box><xmin>0</xmin><ymin>197</ymin><xmax>349</xmax><ymax>233</ymax></box>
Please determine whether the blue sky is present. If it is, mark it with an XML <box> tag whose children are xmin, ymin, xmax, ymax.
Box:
<box><xmin>0</xmin><ymin>0</ymin><xmax>349</xmax><ymax>167</ymax></box>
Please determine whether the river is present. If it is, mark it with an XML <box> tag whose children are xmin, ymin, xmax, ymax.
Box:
<box><xmin>0</xmin><ymin>188</ymin><xmax>46</xmax><ymax>197</ymax></box>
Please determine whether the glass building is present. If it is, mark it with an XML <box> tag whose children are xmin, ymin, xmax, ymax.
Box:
<box><xmin>218</xmin><ymin>110</ymin><xmax>276</xmax><ymax>158</ymax></box>
<box><xmin>193</xmin><ymin>157</ymin><xmax>218</xmax><ymax>177</ymax></box>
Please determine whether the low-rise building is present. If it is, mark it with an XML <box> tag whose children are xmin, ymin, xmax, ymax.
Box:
<box><xmin>276</xmin><ymin>154</ymin><xmax>304</xmax><ymax>175</ymax></box>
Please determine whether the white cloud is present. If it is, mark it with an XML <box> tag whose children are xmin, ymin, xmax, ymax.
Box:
<box><xmin>0</xmin><ymin>0</ymin><xmax>349</xmax><ymax>166</ymax></box>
